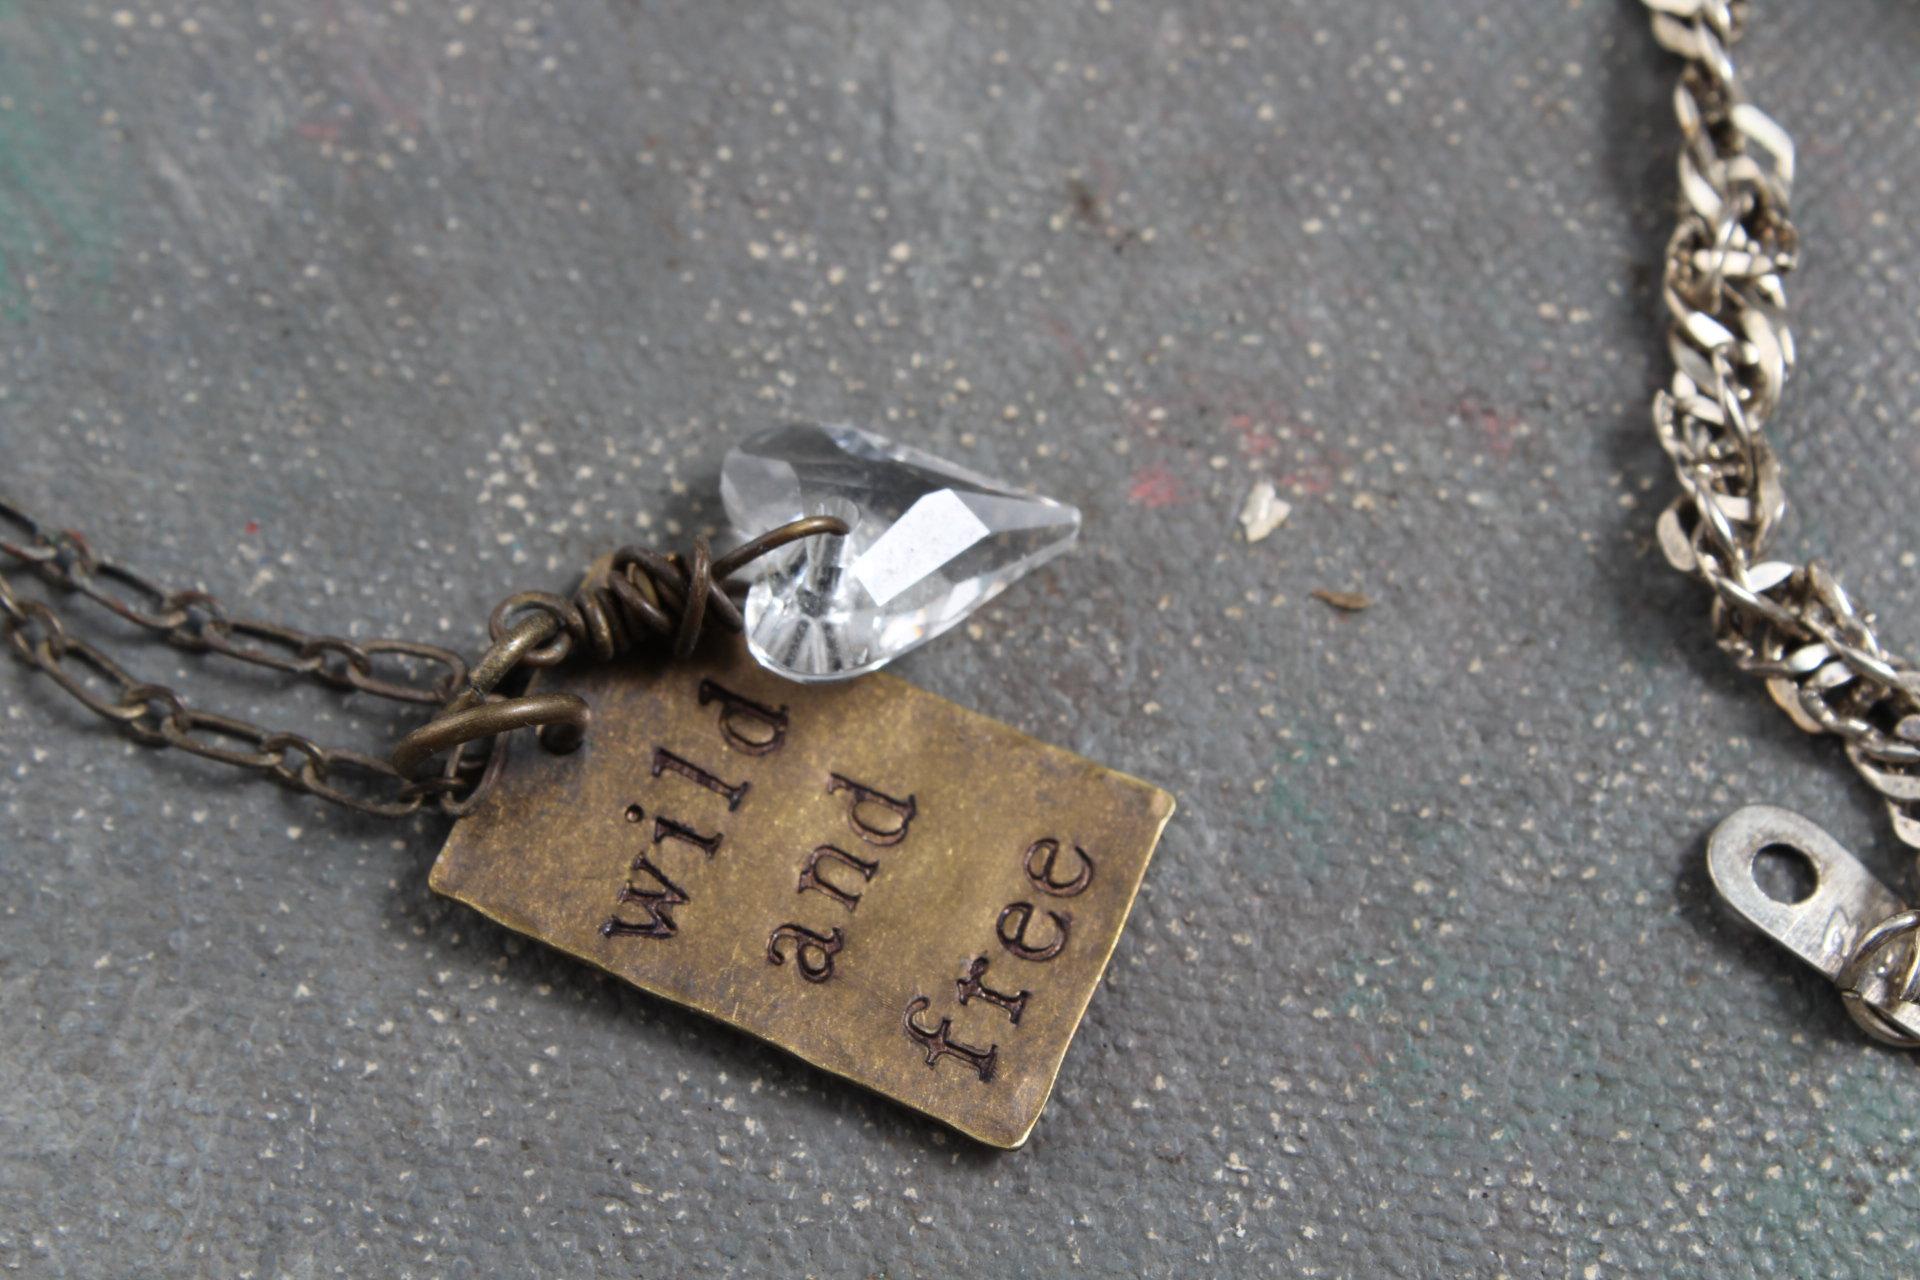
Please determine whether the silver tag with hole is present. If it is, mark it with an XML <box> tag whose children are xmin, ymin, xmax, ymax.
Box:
<box><xmin>1708</xmin><ymin>805</ymin><xmax>1904</xmax><ymax>980</ymax></box>
<box><xmin>1708</xmin><ymin>805</ymin><xmax>1920</xmax><ymax>1042</ymax></box>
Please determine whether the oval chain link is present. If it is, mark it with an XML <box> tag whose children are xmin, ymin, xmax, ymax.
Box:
<box><xmin>0</xmin><ymin>497</ymin><xmax>842</xmax><ymax>820</ymax></box>
<box><xmin>1642</xmin><ymin>1</ymin><xmax>1920</xmax><ymax>851</ymax></box>
<box><xmin>0</xmin><ymin>500</ymin><xmax>479</xmax><ymax>818</ymax></box>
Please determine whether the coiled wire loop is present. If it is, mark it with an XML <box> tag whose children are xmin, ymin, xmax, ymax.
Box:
<box><xmin>391</xmin><ymin>515</ymin><xmax>845</xmax><ymax>789</ymax></box>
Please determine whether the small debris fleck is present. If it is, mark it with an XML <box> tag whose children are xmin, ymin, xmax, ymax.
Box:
<box><xmin>1068</xmin><ymin>177</ymin><xmax>1102</xmax><ymax>225</ymax></box>
<box><xmin>1238</xmin><ymin>480</ymin><xmax>1291</xmax><ymax>544</ymax></box>
<box><xmin>1311</xmin><ymin>588</ymin><xmax>1371</xmax><ymax>612</ymax></box>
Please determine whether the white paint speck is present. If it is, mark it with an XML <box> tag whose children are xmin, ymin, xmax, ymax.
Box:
<box><xmin>1239</xmin><ymin>480</ymin><xmax>1291</xmax><ymax>544</ymax></box>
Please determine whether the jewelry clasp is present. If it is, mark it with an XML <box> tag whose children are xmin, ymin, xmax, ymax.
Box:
<box><xmin>1707</xmin><ymin>805</ymin><xmax>1920</xmax><ymax>1045</ymax></box>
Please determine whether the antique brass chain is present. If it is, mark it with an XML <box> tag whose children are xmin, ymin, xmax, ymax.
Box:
<box><xmin>0</xmin><ymin>498</ymin><xmax>485</xmax><ymax>817</ymax></box>
<box><xmin>1643</xmin><ymin>1</ymin><xmax>1920</xmax><ymax>1041</ymax></box>
<box><xmin>0</xmin><ymin>496</ymin><xmax>842</xmax><ymax>820</ymax></box>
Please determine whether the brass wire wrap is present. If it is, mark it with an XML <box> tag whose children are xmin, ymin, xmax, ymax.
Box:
<box><xmin>0</xmin><ymin>495</ymin><xmax>846</xmax><ymax>817</ymax></box>
<box><xmin>390</xmin><ymin>515</ymin><xmax>848</xmax><ymax>789</ymax></box>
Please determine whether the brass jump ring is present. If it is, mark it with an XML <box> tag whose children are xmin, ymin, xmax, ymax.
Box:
<box><xmin>391</xmin><ymin>691</ymin><xmax>591</xmax><ymax>780</ymax></box>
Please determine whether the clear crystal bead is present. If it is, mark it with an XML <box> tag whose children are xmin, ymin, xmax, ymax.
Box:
<box><xmin>721</xmin><ymin>424</ymin><xmax>1081</xmax><ymax>682</ymax></box>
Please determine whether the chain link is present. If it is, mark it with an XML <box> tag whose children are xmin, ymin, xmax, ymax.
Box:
<box><xmin>0</xmin><ymin>499</ymin><xmax>489</xmax><ymax>818</ymax></box>
<box><xmin>0</xmin><ymin>498</ymin><xmax>846</xmax><ymax>821</ymax></box>
<box><xmin>1641</xmin><ymin>1</ymin><xmax>1920</xmax><ymax>855</ymax></box>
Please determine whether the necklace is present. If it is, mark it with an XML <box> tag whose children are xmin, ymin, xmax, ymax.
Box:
<box><xmin>1</xmin><ymin>426</ymin><xmax>1173</xmax><ymax>1147</ymax></box>
<box><xmin>1642</xmin><ymin>0</ymin><xmax>1920</xmax><ymax>1041</ymax></box>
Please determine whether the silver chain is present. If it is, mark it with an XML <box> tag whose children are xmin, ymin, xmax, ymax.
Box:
<box><xmin>1643</xmin><ymin>0</ymin><xmax>1920</xmax><ymax>852</ymax></box>
<box><xmin>1644</xmin><ymin>0</ymin><xmax>1920</xmax><ymax>1045</ymax></box>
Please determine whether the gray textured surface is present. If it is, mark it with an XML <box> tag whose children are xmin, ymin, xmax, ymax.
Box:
<box><xmin>4</xmin><ymin>1</ymin><xmax>1920</xmax><ymax>1275</ymax></box>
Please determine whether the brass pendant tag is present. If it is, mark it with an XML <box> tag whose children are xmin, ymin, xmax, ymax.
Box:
<box><xmin>430</xmin><ymin>640</ymin><xmax>1174</xmax><ymax>1148</ymax></box>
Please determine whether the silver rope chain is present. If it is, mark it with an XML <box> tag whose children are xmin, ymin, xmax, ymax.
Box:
<box><xmin>1645</xmin><ymin>0</ymin><xmax>1920</xmax><ymax>851</ymax></box>
<box><xmin>1646</xmin><ymin>0</ymin><xmax>1920</xmax><ymax>1044</ymax></box>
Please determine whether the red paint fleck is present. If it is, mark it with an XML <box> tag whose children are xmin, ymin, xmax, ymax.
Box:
<box><xmin>296</xmin><ymin>121</ymin><xmax>341</xmax><ymax>142</ymax></box>
<box><xmin>1276</xmin><ymin>464</ymin><xmax>1337</xmax><ymax>497</ymax></box>
<box><xmin>244</xmin><ymin>520</ymin><xmax>260</xmax><ymax>536</ymax></box>
<box><xmin>1458</xmin><ymin>394</ymin><xmax>1523</xmax><ymax>460</ymax></box>
<box><xmin>1227</xmin><ymin>412</ymin><xmax>1281</xmax><ymax>457</ymax></box>
<box><xmin>1127</xmin><ymin>464</ymin><xmax>1185</xmax><ymax>509</ymax></box>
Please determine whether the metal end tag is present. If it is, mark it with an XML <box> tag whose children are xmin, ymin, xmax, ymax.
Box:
<box><xmin>1706</xmin><ymin>805</ymin><xmax>1905</xmax><ymax>980</ymax></box>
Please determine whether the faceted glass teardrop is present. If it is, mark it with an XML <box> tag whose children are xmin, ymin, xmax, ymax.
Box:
<box><xmin>720</xmin><ymin>424</ymin><xmax>1081</xmax><ymax>682</ymax></box>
